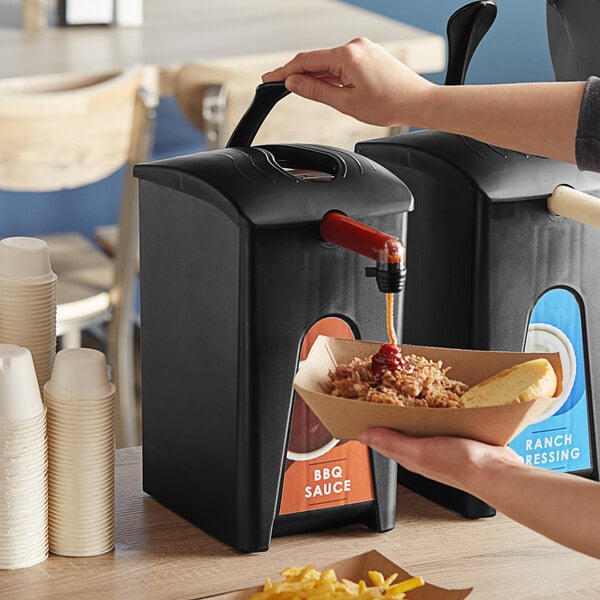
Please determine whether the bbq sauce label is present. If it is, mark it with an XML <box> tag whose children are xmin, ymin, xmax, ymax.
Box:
<box><xmin>278</xmin><ymin>317</ymin><xmax>375</xmax><ymax>516</ymax></box>
<box><xmin>279</xmin><ymin>440</ymin><xmax>374</xmax><ymax>515</ymax></box>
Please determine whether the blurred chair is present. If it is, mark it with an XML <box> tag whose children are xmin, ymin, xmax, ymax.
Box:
<box><xmin>173</xmin><ymin>58</ymin><xmax>395</xmax><ymax>150</ymax></box>
<box><xmin>0</xmin><ymin>68</ymin><xmax>158</xmax><ymax>447</ymax></box>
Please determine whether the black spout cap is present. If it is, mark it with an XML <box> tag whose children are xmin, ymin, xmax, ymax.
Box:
<box><xmin>365</xmin><ymin>262</ymin><xmax>407</xmax><ymax>293</ymax></box>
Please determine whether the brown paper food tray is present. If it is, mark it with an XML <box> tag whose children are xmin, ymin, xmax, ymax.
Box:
<box><xmin>293</xmin><ymin>336</ymin><xmax>562</xmax><ymax>446</ymax></box>
<box><xmin>198</xmin><ymin>549</ymin><xmax>472</xmax><ymax>600</ymax></box>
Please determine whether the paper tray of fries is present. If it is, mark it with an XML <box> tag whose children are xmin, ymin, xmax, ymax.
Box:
<box><xmin>200</xmin><ymin>550</ymin><xmax>472</xmax><ymax>600</ymax></box>
<box><xmin>293</xmin><ymin>336</ymin><xmax>562</xmax><ymax>446</ymax></box>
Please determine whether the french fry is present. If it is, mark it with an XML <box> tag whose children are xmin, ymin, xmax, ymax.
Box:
<box><xmin>250</xmin><ymin>565</ymin><xmax>425</xmax><ymax>600</ymax></box>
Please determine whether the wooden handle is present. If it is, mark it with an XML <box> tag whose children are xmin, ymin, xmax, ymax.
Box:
<box><xmin>548</xmin><ymin>184</ymin><xmax>600</xmax><ymax>229</ymax></box>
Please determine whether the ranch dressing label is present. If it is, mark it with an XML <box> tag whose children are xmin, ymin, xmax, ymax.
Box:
<box><xmin>509</xmin><ymin>288</ymin><xmax>593</xmax><ymax>474</ymax></box>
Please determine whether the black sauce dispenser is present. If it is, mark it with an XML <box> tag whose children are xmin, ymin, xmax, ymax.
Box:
<box><xmin>134</xmin><ymin>83</ymin><xmax>413</xmax><ymax>552</ymax></box>
<box><xmin>356</xmin><ymin>0</ymin><xmax>600</xmax><ymax>519</ymax></box>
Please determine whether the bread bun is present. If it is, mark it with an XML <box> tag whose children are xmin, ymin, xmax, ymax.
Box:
<box><xmin>461</xmin><ymin>358</ymin><xmax>557</xmax><ymax>408</ymax></box>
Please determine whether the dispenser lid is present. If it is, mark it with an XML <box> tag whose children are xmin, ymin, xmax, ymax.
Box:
<box><xmin>357</xmin><ymin>129</ymin><xmax>600</xmax><ymax>202</ymax></box>
<box><xmin>134</xmin><ymin>143</ymin><xmax>413</xmax><ymax>227</ymax></box>
<box><xmin>135</xmin><ymin>81</ymin><xmax>412</xmax><ymax>227</ymax></box>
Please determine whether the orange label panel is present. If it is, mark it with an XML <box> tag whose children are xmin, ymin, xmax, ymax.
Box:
<box><xmin>279</xmin><ymin>440</ymin><xmax>374</xmax><ymax>515</ymax></box>
<box><xmin>280</xmin><ymin>316</ymin><xmax>375</xmax><ymax>516</ymax></box>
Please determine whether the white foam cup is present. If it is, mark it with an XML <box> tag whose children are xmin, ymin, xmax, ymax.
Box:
<box><xmin>45</xmin><ymin>348</ymin><xmax>114</xmax><ymax>400</ymax></box>
<box><xmin>0</xmin><ymin>237</ymin><xmax>55</xmax><ymax>283</ymax></box>
<box><xmin>0</xmin><ymin>345</ymin><xmax>43</xmax><ymax>423</ymax></box>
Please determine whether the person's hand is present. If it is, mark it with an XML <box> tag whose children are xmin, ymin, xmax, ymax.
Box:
<box><xmin>358</xmin><ymin>428</ymin><xmax>523</xmax><ymax>492</ymax></box>
<box><xmin>262</xmin><ymin>37</ymin><xmax>434</xmax><ymax>128</ymax></box>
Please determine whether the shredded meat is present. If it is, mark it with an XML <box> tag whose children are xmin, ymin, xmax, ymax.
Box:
<box><xmin>328</xmin><ymin>353</ymin><xmax>469</xmax><ymax>408</ymax></box>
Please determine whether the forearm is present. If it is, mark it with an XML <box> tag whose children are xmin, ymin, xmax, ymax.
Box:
<box><xmin>263</xmin><ymin>38</ymin><xmax>587</xmax><ymax>164</ymax></box>
<box><xmin>414</xmin><ymin>81</ymin><xmax>586</xmax><ymax>163</ymax></box>
<box><xmin>360</xmin><ymin>429</ymin><xmax>600</xmax><ymax>558</ymax></box>
<box><xmin>466</xmin><ymin>455</ymin><xmax>600</xmax><ymax>559</ymax></box>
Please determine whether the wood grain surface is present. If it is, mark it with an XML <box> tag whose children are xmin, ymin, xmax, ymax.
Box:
<box><xmin>1</xmin><ymin>447</ymin><xmax>599</xmax><ymax>599</ymax></box>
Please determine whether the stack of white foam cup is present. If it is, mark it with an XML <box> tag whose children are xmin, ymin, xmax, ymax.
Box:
<box><xmin>0</xmin><ymin>344</ymin><xmax>49</xmax><ymax>570</ymax></box>
<box><xmin>44</xmin><ymin>348</ymin><xmax>116</xmax><ymax>557</ymax></box>
<box><xmin>0</xmin><ymin>237</ymin><xmax>57</xmax><ymax>393</ymax></box>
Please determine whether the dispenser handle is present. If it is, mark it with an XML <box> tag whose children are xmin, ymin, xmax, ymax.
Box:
<box><xmin>548</xmin><ymin>185</ymin><xmax>600</xmax><ymax>229</ymax></box>
<box><xmin>226</xmin><ymin>81</ymin><xmax>291</xmax><ymax>148</ymax></box>
<box><xmin>444</xmin><ymin>1</ymin><xmax>497</xmax><ymax>86</ymax></box>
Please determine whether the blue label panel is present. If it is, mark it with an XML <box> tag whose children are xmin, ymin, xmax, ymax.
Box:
<box><xmin>509</xmin><ymin>288</ymin><xmax>592</xmax><ymax>473</ymax></box>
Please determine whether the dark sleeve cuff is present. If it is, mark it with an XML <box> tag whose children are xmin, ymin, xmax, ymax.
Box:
<box><xmin>576</xmin><ymin>76</ymin><xmax>600</xmax><ymax>173</ymax></box>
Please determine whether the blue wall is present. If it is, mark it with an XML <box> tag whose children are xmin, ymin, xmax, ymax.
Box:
<box><xmin>344</xmin><ymin>0</ymin><xmax>555</xmax><ymax>84</ymax></box>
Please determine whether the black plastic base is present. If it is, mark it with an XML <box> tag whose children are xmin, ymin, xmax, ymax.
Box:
<box><xmin>397</xmin><ymin>465</ymin><xmax>496</xmax><ymax>519</ymax></box>
<box><xmin>273</xmin><ymin>501</ymin><xmax>392</xmax><ymax>538</ymax></box>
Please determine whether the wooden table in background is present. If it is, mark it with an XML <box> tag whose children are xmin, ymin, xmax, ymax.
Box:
<box><xmin>0</xmin><ymin>0</ymin><xmax>445</xmax><ymax>94</ymax></box>
<box><xmin>1</xmin><ymin>447</ymin><xmax>599</xmax><ymax>599</ymax></box>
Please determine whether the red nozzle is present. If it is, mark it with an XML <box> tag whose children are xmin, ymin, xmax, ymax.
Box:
<box><xmin>320</xmin><ymin>211</ymin><xmax>404</xmax><ymax>263</ymax></box>
<box><xmin>320</xmin><ymin>211</ymin><xmax>406</xmax><ymax>293</ymax></box>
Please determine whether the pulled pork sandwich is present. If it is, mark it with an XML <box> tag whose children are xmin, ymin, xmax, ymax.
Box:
<box><xmin>328</xmin><ymin>343</ymin><xmax>469</xmax><ymax>408</ymax></box>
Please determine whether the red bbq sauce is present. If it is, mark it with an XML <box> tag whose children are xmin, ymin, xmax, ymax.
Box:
<box><xmin>371</xmin><ymin>342</ymin><xmax>413</xmax><ymax>378</ymax></box>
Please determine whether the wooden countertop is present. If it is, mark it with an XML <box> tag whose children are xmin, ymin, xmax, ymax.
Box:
<box><xmin>0</xmin><ymin>0</ymin><xmax>445</xmax><ymax>94</ymax></box>
<box><xmin>1</xmin><ymin>446</ymin><xmax>599</xmax><ymax>599</ymax></box>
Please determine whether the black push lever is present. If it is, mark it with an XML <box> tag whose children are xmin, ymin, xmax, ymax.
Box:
<box><xmin>444</xmin><ymin>1</ymin><xmax>497</xmax><ymax>86</ymax></box>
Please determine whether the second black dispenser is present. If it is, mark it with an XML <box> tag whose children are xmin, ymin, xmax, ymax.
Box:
<box><xmin>134</xmin><ymin>83</ymin><xmax>413</xmax><ymax>552</ymax></box>
<box><xmin>356</xmin><ymin>0</ymin><xmax>600</xmax><ymax>519</ymax></box>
